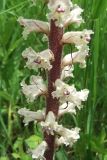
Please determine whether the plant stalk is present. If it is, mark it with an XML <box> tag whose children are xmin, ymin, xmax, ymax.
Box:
<box><xmin>44</xmin><ymin>20</ymin><xmax>63</xmax><ymax>160</ymax></box>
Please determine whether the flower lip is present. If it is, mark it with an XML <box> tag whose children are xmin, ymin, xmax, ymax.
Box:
<box><xmin>86</xmin><ymin>36</ymin><xmax>91</xmax><ymax>42</ymax></box>
<box><xmin>56</xmin><ymin>5</ymin><xmax>65</xmax><ymax>13</ymax></box>
<box><xmin>34</xmin><ymin>58</ymin><xmax>41</xmax><ymax>64</ymax></box>
<box><xmin>64</xmin><ymin>90</ymin><xmax>70</xmax><ymax>95</ymax></box>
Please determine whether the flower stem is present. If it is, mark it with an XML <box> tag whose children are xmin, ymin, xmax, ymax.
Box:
<box><xmin>44</xmin><ymin>20</ymin><xmax>63</xmax><ymax>160</ymax></box>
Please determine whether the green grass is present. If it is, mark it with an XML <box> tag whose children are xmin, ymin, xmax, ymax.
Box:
<box><xmin>0</xmin><ymin>0</ymin><xmax>107</xmax><ymax>159</ymax></box>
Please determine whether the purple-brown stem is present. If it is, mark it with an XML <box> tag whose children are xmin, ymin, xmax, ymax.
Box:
<box><xmin>44</xmin><ymin>20</ymin><xmax>63</xmax><ymax>160</ymax></box>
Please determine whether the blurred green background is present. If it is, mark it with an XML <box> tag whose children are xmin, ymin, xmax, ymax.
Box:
<box><xmin>0</xmin><ymin>0</ymin><xmax>107</xmax><ymax>159</ymax></box>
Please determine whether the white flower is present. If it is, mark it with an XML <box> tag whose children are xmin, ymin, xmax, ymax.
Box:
<box><xmin>62</xmin><ymin>45</ymin><xmax>89</xmax><ymax>68</ymax></box>
<box><xmin>77</xmin><ymin>89</ymin><xmax>89</xmax><ymax>102</ymax></box>
<box><xmin>40</xmin><ymin>111</ymin><xmax>80</xmax><ymax>147</ymax></box>
<box><xmin>48</xmin><ymin>0</ymin><xmax>84</xmax><ymax>27</ymax></box>
<box><xmin>18</xmin><ymin>17</ymin><xmax>49</xmax><ymax>39</ymax></box>
<box><xmin>40</xmin><ymin>111</ymin><xmax>56</xmax><ymax>135</ymax></box>
<box><xmin>52</xmin><ymin>79</ymin><xmax>89</xmax><ymax>107</ymax></box>
<box><xmin>31</xmin><ymin>141</ymin><xmax>47</xmax><ymax>159</ymax></box>
<box><xmin>55</xmin><ymin>127</ymin><xmax>80</xmax><ymax>146</ymax></box>
<box><xmin>21</xmin><ymin>75</ymin><xmax>47</xmax><ymax>102</ymax></box>
<box><xmin>22</xmin><ymin>47</ymin><xmax>54</xmax><ymax>70</ymax></box>
<box><xmin>18</xmin><ymin>108</ymin><xmax>45</xmax><ymax>125</ymax></box>
<box><xmin>64</xmin><ymin>5</ymin><xmax>84</xmax><ymax>27</ymax></box>
<box><xmin>48</xmin><ymin>0</ymin><xmax>73</xmax><ymax>27</ymax></box>
<box><xmin>61</xmin><ymin>65</ymin><xmax>74</xmax><ymax>80</ymax></box>
<box><xmin>59</xmin><ymin>102</ymin><xmax>76</xmax><ymax>116</ymax></box>
<box><xmin>61</xmin><ymin>29</ymin><xmax>94</xmax><ymax>45</ymax></box>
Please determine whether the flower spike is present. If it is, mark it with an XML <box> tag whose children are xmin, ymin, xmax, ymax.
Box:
<box><xmin>18</xmin><ymin>0</ymin><xmax>93</xmax><ymax>159</ymax></box>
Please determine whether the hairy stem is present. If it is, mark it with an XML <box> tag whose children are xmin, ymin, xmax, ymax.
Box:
<box><xmin>44</xmin><ymin>20</ymin><xmax>63</xmax><ymax>160</ymax></box>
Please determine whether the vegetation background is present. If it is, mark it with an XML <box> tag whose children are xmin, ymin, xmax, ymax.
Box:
<box><xmin>0</xmin><ymin>0</ymin><xmax>107</xmax><ymax>159</ymax></box>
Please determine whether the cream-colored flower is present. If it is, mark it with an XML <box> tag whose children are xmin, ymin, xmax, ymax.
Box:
<box><xmin>62</xmin><ymin>29</ymin><xmax>94</xmax><ymax>45</ymax></box>
<box><xmin>40</xmin><ymin>111</ymin><xmax>63</xmax><ymax>135</ymax></box>
<box><xmin>62</xmin><ymin>45</ymin><xmax>89</xmax><ymax>68</ymax></box>
<box><xmin>18</xmin><ymin>17</ymin><xmax>49</xmax><ymax>39</ymax></box>
<box><xmin>61</xmin><ymin>65</ymin><xmax>74</xmax><ymax>80</ymax></box>
<box><xmin>52</xmin><ymin>79</ymin><xmax>89</xmax><ymax>107</ymax></box>
<box><xmin>22</xmin><ymin>47</ymin><xmax>54</xmax><ymax>70</ymax></box>
<box><xmin>64</xmin><ymin>5</ymin><xmax>84</xmax><ymax>27</ymax></box>
<box><xmin>18</xmin><ymin>108</ymin><xmax>45</xmax><ymax>125</ymax></box>
<box><xmin>48</xmin><ymin>0</ymin><xmax>84</xmax><ymax>27</ymax></box>
<box><xmin>21</xmin><ymin>75</ymin><xmax>47</xmax><ymax>102</ymax></box>
<box><xmin>40</xmin><ymin>111</ymin><xmax>80</xmax><ymax>147</ymax></box>
<box><xmin>40</xmin><ymin>111</ymin><xmax>56</xmax><ymax>135</ymax></box>
<box><xmin>48</xmin><ymin>0</ymin><xmax>73</xmax><ymax>27</ymax></box>
<box><xmin>31</xmin><ymin>141</ymin><xmax>47</xmax><ymax>159</ymax></box>
<box><xmin>55</xmin><ymin>127</ymin><xmax>80</xmax><ymax>146</ymax></box>
<box><xmin>59</xmin><ymin>102</ymin><xmax>76</xmax><ymax>116</ymax></box>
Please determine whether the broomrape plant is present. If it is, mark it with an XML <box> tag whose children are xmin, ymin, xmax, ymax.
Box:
<box><xmin>18</xmin><ymin>0</ymin><xmax>93</xmax><ymax>159</ymax></box>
